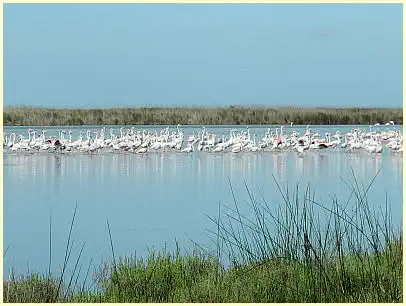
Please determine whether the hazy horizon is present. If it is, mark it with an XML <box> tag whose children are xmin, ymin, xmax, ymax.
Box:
<box><xmin>5</xmin><ymin>4</ymin><xmax>402</xmax><ymax>108</ymax></box>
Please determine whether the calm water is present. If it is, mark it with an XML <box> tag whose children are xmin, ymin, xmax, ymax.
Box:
<box><xmin>3</xmin><ymin>125</ymin><xmax>403</xmax><ymax>280</ymax></box>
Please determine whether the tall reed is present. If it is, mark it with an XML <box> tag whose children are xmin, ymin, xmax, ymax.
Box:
<box><xmin>205</xmin><ymin>170</ymin><xmax>402</xmax><ymax>302</ymax></box>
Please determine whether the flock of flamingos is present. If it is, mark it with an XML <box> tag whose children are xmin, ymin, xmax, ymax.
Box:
<box><xmin>3</xmin><ymin>124</ymin><xmax>403</xmax><ymax>155</ymax></box>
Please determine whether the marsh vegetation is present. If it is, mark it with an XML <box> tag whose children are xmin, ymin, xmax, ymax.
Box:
<box><xmin>3</xmin><ymin>106</ymin><xmax>403</xmax><ymax>126</ymax></box>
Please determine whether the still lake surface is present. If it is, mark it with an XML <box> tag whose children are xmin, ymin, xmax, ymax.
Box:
<box><xmin>3</xmin><ymin>125</ymin><xmax>403</xmax><ymax>281</ymax></box>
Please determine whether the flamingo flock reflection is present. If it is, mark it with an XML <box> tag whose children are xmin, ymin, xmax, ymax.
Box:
<box><xmin>3</xmin><ymin>124</ymin><xmax>403</xmax><ymax>155</ymax></box>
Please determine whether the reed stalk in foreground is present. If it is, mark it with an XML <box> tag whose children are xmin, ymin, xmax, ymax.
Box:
<box><xmin>3</xmin><ymin>172</ymin><xmax>402</xmax><ymax>302</ymax></box>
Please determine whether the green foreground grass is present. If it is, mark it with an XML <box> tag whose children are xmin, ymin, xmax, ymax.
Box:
<box><xmin>3</xmin><ymin>174</ymin><xmax>403</xmax><ymax>303</ymax></box>
<box><xmin>4</xmin><ymin>243</ymin><xmax>402</xmax><ymax>303</ymax></box>
<box><xmin>4</xmin><ymin>106</ymin><xmax>403</xmax><ymax>126</ymax></box>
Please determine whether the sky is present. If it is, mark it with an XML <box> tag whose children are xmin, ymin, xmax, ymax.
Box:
<box><xmin>4</xmin><ymin>3</ymin><xmax>402</xmax><ymax>108</ymax></box>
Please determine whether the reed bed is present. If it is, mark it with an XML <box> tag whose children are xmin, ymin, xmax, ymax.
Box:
<box><xmin>3</xmin><ymin>106</ymin><xmax>403</xmax><ymax>126</ymax></box>
<box><xmin>3</xmin><ymin>172</ymin><xmax>402</xmax><ymax>302</ymax></box>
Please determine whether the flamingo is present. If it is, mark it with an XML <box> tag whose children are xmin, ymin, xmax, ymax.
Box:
<box><xmin>136</xmin><ymin>145</ymin><xmax>148</xmax><ymax>154</ymax></box>
<box><xmin>213</xmin><ymin>143</ymin><xmax>225</xmax><ymax>153</ymax></box>
<box><xmin>296</xmin><ymin>139</ymin><xmax>309</xmax><ymax>154</ymax></box>
<box><xmin>232</xmin><ymin>142</ymin><xmax>244</xmax><ymax>153</ymax></box>
<box><xmin>181</xmin><ymin>143</ymin><xmax>194</xmax><ymax>153</ymax></box>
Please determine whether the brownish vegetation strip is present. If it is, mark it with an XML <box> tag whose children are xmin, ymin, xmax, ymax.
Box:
<box><xmin>3</xmin><ymin>106</ymin><xmax>402</xmax><ymax>126</ymax></box>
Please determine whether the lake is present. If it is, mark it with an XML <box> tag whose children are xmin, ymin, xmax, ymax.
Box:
<box><xmin>3</xmin><ymin>125</ymin><xmax>403</xmax><ymax>282</ymax></box>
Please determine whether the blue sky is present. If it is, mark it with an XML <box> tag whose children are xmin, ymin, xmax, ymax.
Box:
<box><xmin>4</xmin><ymin>3</ymin><xmax>402</xmax><ymax>108</ymax></box>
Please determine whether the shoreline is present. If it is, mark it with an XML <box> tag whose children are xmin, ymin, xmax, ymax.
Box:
<box><xmin>4</xmin><ymin>239</ymin><xmax>402</xmax><ymax>303</ymax></box>
<box><xmin>3</xmin><ymin>106</ymin><xmax>403</xmax><ymax>126</ymax></box>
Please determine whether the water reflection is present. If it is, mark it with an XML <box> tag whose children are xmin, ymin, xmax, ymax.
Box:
<box><xmin>4</xmin><ymin>149</ymin><xmax>402</xmax><ymax>278</ymax></box>
<box><xmin>5</xmin><ymin>151</ymin><xmax>402</xmax><ymax>187</ymax></box>
<box><xmin>4</xmin><ymin>151</ymin><xmax>403</xmax><ymax>186</ymax></box>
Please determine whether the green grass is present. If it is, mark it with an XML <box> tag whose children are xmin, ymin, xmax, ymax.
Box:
<box><xmin>3</xmin><ymin>106</ymin><xmax>403</xmax><ymax>126</ymax></box>
<box><xmin>3</xmin><ymin>172</ymin><xmax>403</xmax><ymax>302</ymax></box>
